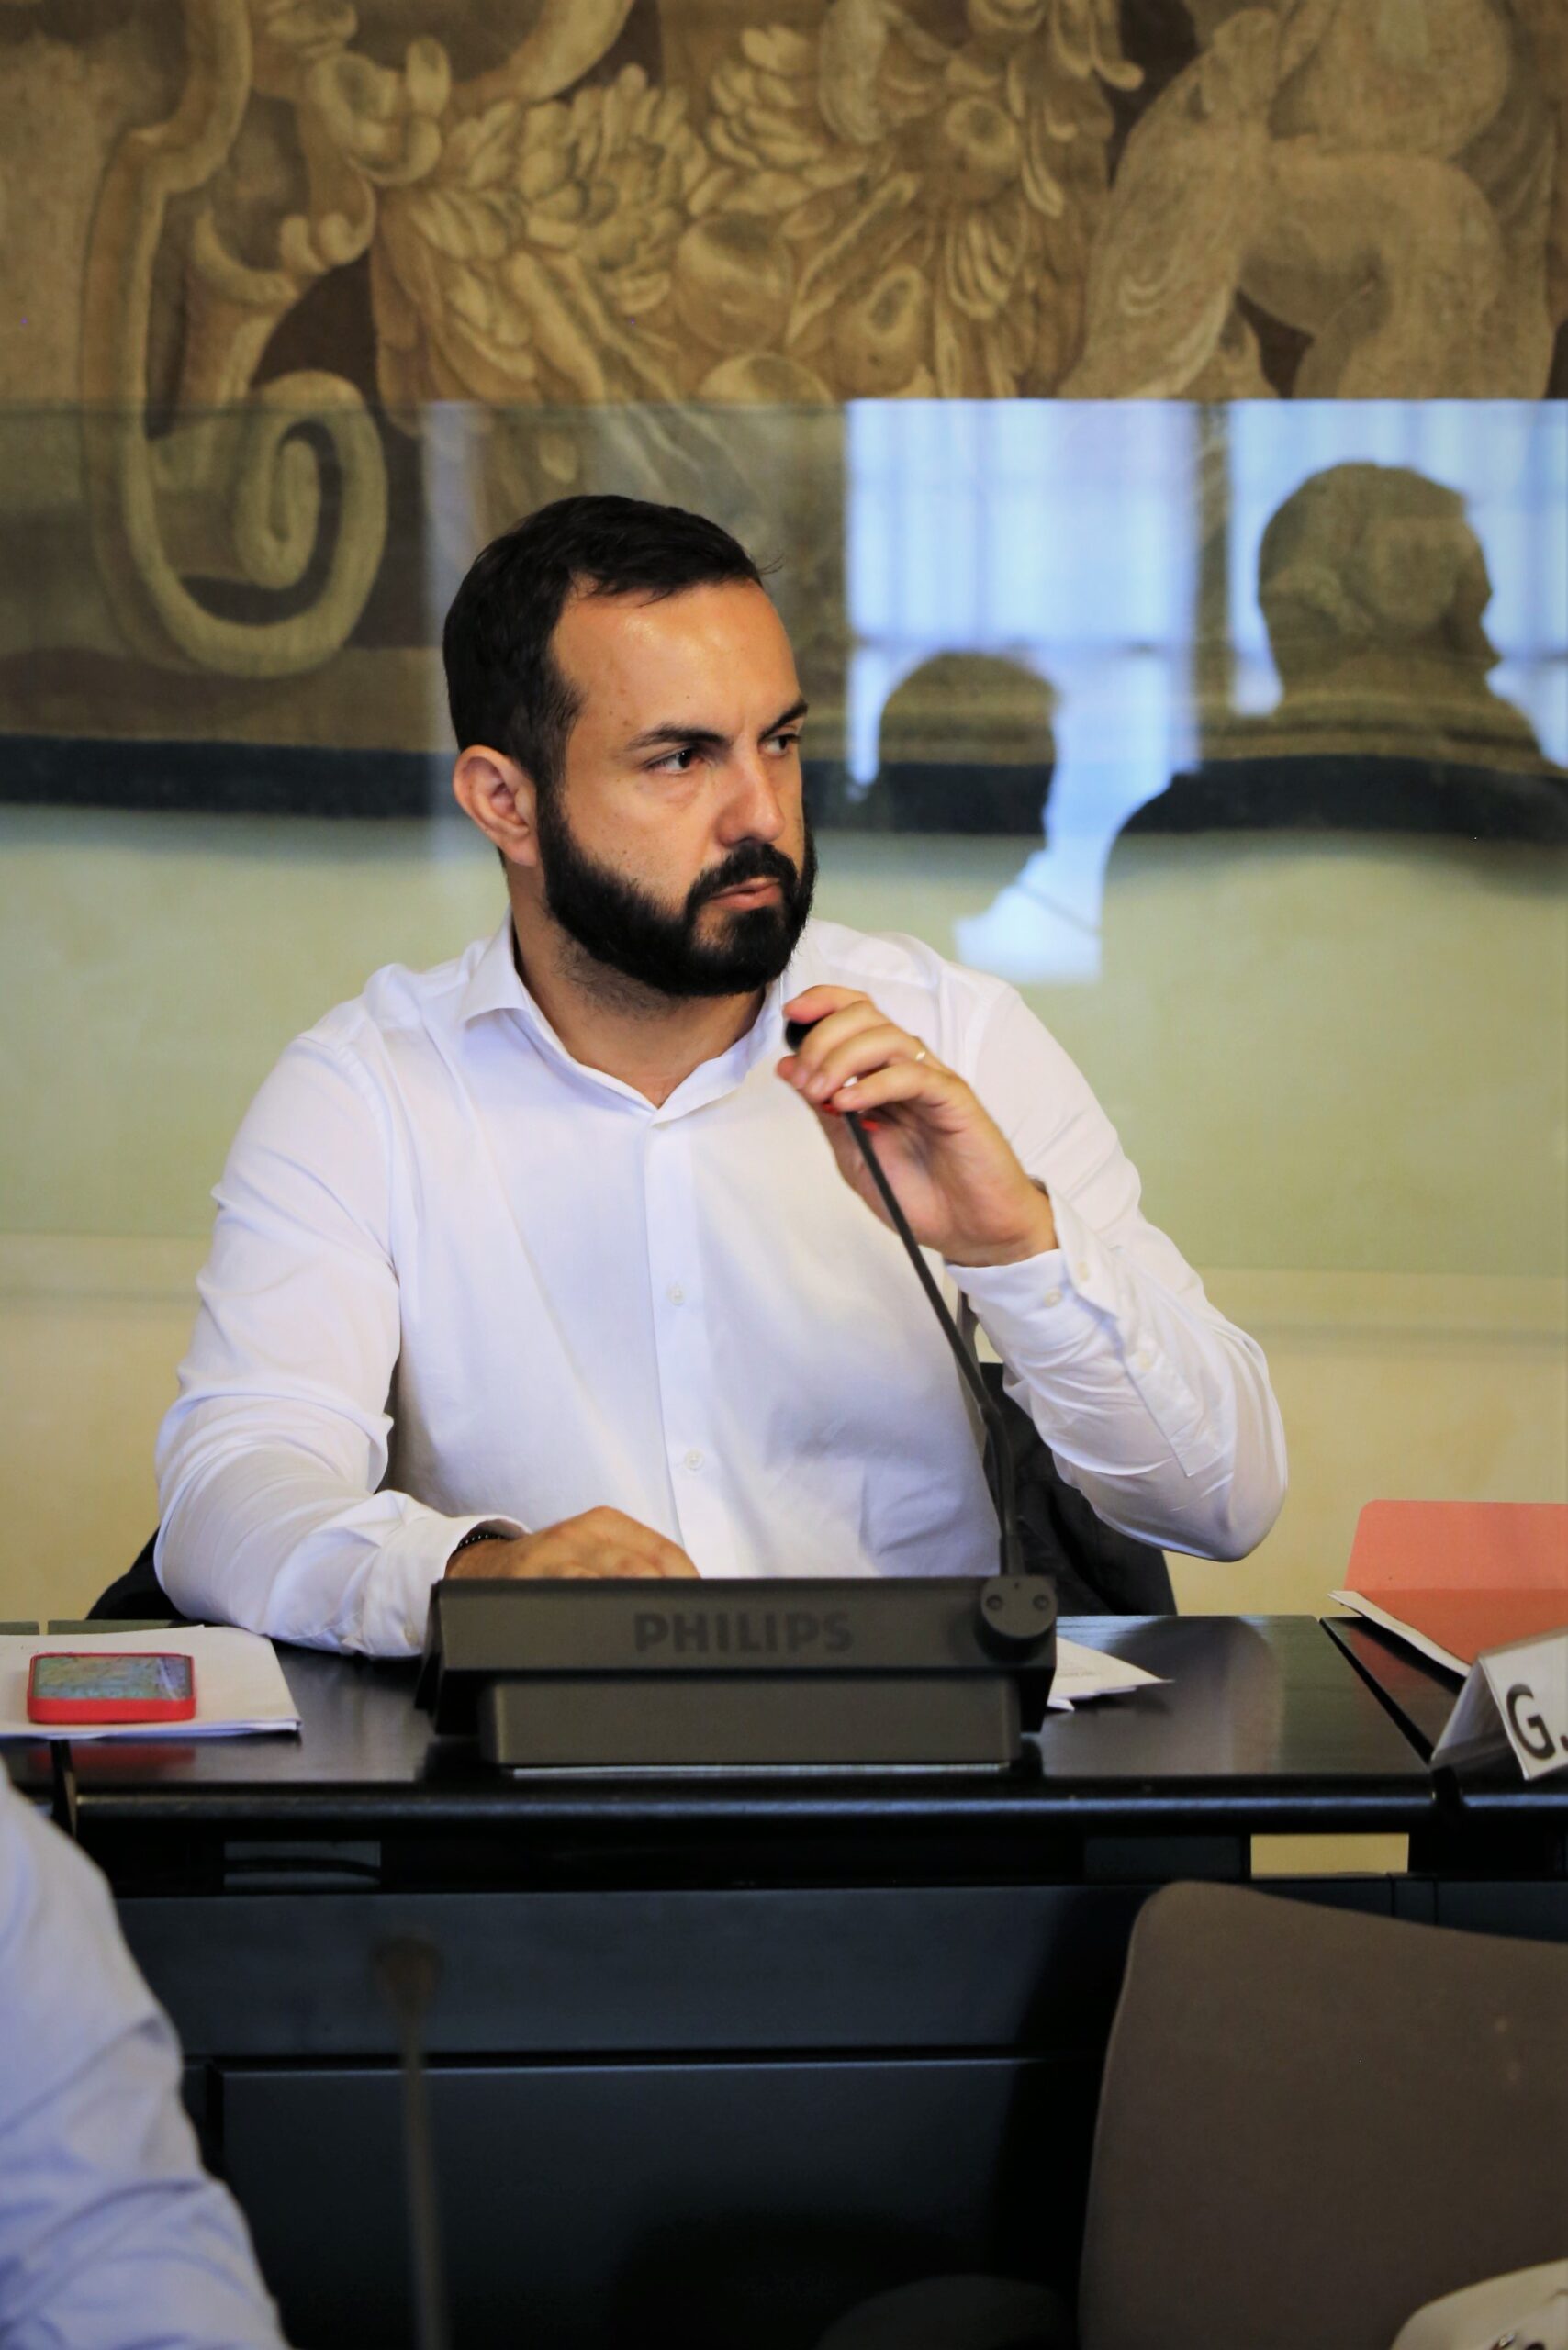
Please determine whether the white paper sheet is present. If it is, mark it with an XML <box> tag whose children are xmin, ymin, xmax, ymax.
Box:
<box><xmin>1045</xmin><ymin>1635</ymin><xmax>1168</xmax><ymax>1713</ymax></box>
<box><xmin>0</xmin><ymin>1627</ymin><xmax>301</xmax><ymax>1741</ymax></box>
<box><xmin>1327</xmin><ymin>1589</ymin><xmax>1468</xmax><ymax>1677</ymax></box>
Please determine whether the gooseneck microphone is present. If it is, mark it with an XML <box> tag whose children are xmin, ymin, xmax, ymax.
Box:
<box><xmin>785</xmin><ymin>1018</ymin><xmax>1025</xmax><ymax>1579</ymax></box>
<box><xmin>374</xmin><ymin>1937</ymin><xmax>452</xmax><ymax>2350</ymax></box>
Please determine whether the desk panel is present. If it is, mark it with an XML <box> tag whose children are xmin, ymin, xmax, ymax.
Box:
<box><xmin>223</xmin><ymin>2053</ymin><xmax>1088</xmax><ymax>2350</ymax></box>
<box><xmin>119</xmin><ymin>1882</ymin><xmax>1153</xmax><ymax>2062</ymax></box>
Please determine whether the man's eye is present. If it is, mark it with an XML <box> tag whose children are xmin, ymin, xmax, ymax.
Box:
<box><xmin>653</xmin><ymin>746</ymin><xmax>700</xmax><ymax>773</ymax></box>
<box><xmin>766</xmin><ymin>732</ymin><xmax>801</xmax><ymax>755</ymax></box>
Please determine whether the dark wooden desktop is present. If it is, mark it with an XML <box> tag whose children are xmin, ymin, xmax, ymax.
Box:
<box><xmin>6</xmin><ymin>1613</ymin><xmax>1564</xmax><ymax>2350</ymax></box>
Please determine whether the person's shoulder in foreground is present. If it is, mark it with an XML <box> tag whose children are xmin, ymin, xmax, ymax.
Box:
<box><xmin>0</xmin><ymin>1774</ymin><xmax>287</xmax><ymax>2349</ymax></box>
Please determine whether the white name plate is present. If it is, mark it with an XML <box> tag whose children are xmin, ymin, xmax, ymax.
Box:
<box><xmin>1432</xmin><ymin>1626</ymin><xmax>1568</xmax><ymax>1783</ymax></box>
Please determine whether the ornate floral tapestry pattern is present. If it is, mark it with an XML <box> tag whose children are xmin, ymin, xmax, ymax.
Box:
<box><xmin>0</xmin><ymin>0</ymin><xmax>1563</xmax><ymax>717</ymax></box>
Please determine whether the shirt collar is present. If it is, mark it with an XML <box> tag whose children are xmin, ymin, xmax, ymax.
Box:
<box><xmin>458</xmin><ymin>919</ymin><xmax>531</xmax><ymax>1024</ymax></box>
<box><xmin>457</xmin><ymin>919</ymin><xmax>813</xmax><ymax>1118</ymax></box>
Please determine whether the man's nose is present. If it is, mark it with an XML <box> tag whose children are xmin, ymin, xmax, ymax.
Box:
<box><xmin>718</xmin><ymin>751</ymin><xmax>787</xmax><ymax>844</ymax></box>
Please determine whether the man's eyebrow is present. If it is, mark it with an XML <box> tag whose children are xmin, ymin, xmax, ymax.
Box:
<box><xmin>624</xmin><ymin>698</ymin><xmax>808</xmax><ymax>755</ymax></box>
<box><xmin>625</xmin><ymin>721</ymin><xmax>728</xmax><ymax>753</ymax></box>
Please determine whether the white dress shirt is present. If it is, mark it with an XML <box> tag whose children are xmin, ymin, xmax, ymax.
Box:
<box><xmin>0</xmin><ymin>1775</ymin><xmax>286</xmax><ymax>2349</ymax></box>
<box><xmin>156</xmin><ymin>918</ymin><xmax>1286</xmax><ymax>1655</ymax></box>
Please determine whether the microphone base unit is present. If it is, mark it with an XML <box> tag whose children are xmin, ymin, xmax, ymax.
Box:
<box><xmin>420</xmin><ymin>1575</ymin><xmax>1056</xmax><ymax>1775</ymax></box>
<box><xmin>479</xmin><ymin>1673</ymin><xmax>1025</xmax><ymax>1774</ymax></box>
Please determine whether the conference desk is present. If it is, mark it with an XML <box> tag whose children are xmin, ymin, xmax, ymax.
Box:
<box><xmin>1326</xmin><ymin>1612</ymin><xmax>1568</xmax><ymax>1919</ymax></box>
<box><xmin>6</xmin><ymin>1614</ymin><xmax>1564</xmax><ymax>2350</ymax></box>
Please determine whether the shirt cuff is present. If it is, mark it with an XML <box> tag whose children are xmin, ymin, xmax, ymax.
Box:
<box><xmin>950</xmin><ymin>1195</ymin><xmax>1225</xmax><ymax>1479</ymax></box>
<box><xmin>360</xmin><ymin>1508</ymin><xmax>526</xmax><ymax>1658</ymax></box>
<box><xmin>946</xmin><ymin>1192</ymin><xmax>1118</xmax><ymax>1367</ymax></box>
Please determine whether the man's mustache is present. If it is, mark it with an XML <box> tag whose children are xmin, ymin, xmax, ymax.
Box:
<box><xmin>687</xmin><ymin>843</ymin><xmax>801</xmax><ymax>914</ymax></box>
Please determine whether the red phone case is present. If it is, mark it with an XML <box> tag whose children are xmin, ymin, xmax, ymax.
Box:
<box><xmin>27</xmin><ymin>1651</ymin><xmax>197</xmax><ymax>1725</ymax></box>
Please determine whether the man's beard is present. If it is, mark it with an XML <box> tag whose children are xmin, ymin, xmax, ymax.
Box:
<box><xmin>534</xmin><ymin>791</ymin><xmax>817</xmax><ymax>1001</ymax></box>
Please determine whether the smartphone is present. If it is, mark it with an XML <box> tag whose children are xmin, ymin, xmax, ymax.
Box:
<box><xmin>27</xmin><ymin>1651</ymin><xmax>196</xmax><ymax>1726</ymax></box>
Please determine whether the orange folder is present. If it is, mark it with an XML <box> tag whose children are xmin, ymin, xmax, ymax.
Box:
<box><xmin>1332</xmin><ymin>1500</ymin><xmax>1568</xmax><ymax>1675</ymax></box>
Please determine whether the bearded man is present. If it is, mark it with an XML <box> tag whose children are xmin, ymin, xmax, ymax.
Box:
<box><xmin>154</xmin><ymin>496</ymin><xmax>1284</xmax><ymax>1653</ymax></box>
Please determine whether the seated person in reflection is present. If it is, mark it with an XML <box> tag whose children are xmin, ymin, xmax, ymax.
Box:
<box><xmin>154</xmin><ymin>497</ymin><xmax>1286</xmax><ymax>1654</ymax></box>
<box><xmin>1123</xmin><ymin>462</ymin><xmax>1568</xmax><ymax>845</ymax></box>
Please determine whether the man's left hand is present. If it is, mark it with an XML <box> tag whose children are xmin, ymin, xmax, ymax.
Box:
<box><xmin>779</xmin><ymin>986</ymin><xmax>1058</xmax><ymax>1267</ymax></box>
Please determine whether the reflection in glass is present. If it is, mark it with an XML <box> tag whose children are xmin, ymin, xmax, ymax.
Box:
<box><xmin>847</xmin><ymin>402</ymin><xmax>1200</xmax><ymax>981</ymax></box>
<box><xmin>857</xmin><ymin>652</ymin><xmax>1057</xmax><ymax>837</ymax></box>
<box><xmin>1130</xmin><ymin>450</ymin><xmax>1568</xmax><ymax>842</ymax></box>
<box><xmin>843</xmin><ymin>399</ymin><xmax>1567</xmax><ymax>981</ymax></box>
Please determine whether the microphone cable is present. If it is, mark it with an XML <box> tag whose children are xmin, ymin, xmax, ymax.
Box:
<box><xmin>786</xmin><ymin>1021</ymin><xmax>1025</xmax><ymax>1579</ymax></box>
<box><xmin>374</xmin><ymin>1937</ymin><xmax>453</xmax><ymax>2350</ymax></box>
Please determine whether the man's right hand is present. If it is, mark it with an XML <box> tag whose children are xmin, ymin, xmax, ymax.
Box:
<box><xmin>445</xmin><ymin>1507</ymin><xmax>699</xmax><ymax>1582</ymax></box>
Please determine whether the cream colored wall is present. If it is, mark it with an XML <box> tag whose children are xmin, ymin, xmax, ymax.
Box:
<box><xmin>826</xmin><ymin>833</ymin><xmax>1568</xmax><ymax>1278</ymax></box>
<box><xmin>3</xmin><ymin>809</ymin><xmax>1564</xmax><ymax>1629</ymax></box>
<box><xmin>0</xmin><ymin>1240</ymin><xmax>196</xmax><ymax>1627</ymax></box>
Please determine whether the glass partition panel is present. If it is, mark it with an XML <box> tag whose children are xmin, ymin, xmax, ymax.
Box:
<box><xmin>4</xmin><ymin>394</ymin><xmax>1562</xmax><ymax>1627</ymax></box>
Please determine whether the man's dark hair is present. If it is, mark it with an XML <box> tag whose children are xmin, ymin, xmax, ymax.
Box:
<box><xmin>442</xmin><ymin>494</ymin><xmax>766</xmax><ymax>798</ymax></box>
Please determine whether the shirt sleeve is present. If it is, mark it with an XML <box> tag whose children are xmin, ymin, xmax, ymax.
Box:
<box><xmin>155</xmin><ymin>1034</ymin><xmax>522</xmax><ymax>1657</ymax></box>
<box><xmin>0</xmin><ymin>1779</ymin><xmax>287</xmax><ymax>2350</ymax></box>
<box><xmin>945</xmin><ymin>980</ymin><xmax>1288</xmax><ymax>1561</ymax></box>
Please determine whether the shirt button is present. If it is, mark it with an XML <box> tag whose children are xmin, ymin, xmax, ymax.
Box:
<box><xmin>1135</xmin><ymin>1344</ymin><xmax>1154</xmax><ymax>1369</ymax></box>
<box><xmin>1074</xmin><ymin>1260</ymin><xmax>1091</xmax><ymax>1284</ymax></box>
<box><xmin>666</xmin><ymin>1282</ymin><xmax>685</xmax><ymax>1304</ymax></box>
<box><xmin>683</xmin><ymin>1448</ymin><xmax>703</xmax><ymax>1471</ymax></box>
<box><xmin>1045</xmin><ymin>1287</ymin><xmax>1063</xmax><ymax>1308</ymax></box>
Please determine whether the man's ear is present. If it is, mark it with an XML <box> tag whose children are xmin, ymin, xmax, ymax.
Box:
<box><xmin>453</xmin><ymin>745</ymin><xmax>541</xmax><ymax>868</ymax></box>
